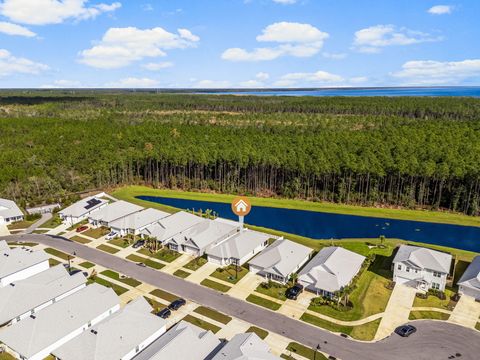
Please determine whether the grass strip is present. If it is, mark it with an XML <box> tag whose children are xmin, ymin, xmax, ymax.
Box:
<box><xmin>126</xmin><ymin>254</ymin><xmax>164</xmax><ymax>269</ymax></box>
<box><xmin>150</xmin><ymin>289</ymin><xmax>178</xmax><ymax>303</ymax></box>
<box><xmin>90</xmin><ymin>277</ymin><xmax>129</xmax><ymax>296</ymax></box>
<box><xmin>96</xmin><ymin>244</ymin><xmax>120</xmax><ymax>254</ymax></box>
<box><xmin>79</xmin><ymin>261</ymin><xmax>95</xmax><ymax>269</ymax></box>
<box><xmin>70</xmin><ymin>235</ymin><xmax>91</xmax><ymax>244</ymax></box>
<box><xmin>200</xmin><ymin>279</ymin><xmax>231</xmax><ymax>293</ymax></box>
<box><xmin>194</xmin><ymin>306</ymin><xmax>232</xmax><ymax>325</ymax></box>
<box><xmin>100</xmin><ymin>270</ymin><xmax>141</xmax><ymax>287</ymax></box>
<box><xmin>285</xmin><ymin>342</ymin><xmax>328</xmax><ymax>360</ymax></box>
<box><xmin>408</xmin><ymin>310</ymin><xmax>450</xmax><ymax>321</ymax></box>
<box><xmin>44</xmin><ymin>247</ymin><xmax>72</xmax><ymax>260</ymax></box>
<box><xmin>182</xmin><ymin>315</ymin><xmax>221</xmax><ymax>334</ymax></box>
<box><xmin>246</xmin><ymin>294</ymin><xmax>281</xmax><ymax>311</ymax></box>
<box><xmin>173</xmin><ymin>269</ymin><xmax>191</xmax><ymax>278</ymax></box>
<box><xmin>246</xmin><ymin>326</ymin><xmax>269</xmax><ymax>340</ymax></box>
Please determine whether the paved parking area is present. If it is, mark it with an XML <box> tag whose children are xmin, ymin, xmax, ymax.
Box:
<box><xmin>449</xmin><ymin>295</ymin><xmax>480</xmax><ymax>328</ymax></box>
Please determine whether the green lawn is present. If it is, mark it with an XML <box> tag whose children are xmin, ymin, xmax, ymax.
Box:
<box><xmin>69</xmin><ymin>235</ymin><xmax>91</xmax><ymax>244</ymax></box>
<box><xmin>137</xmin><ymin>247</ymin><xmax>182</xmax><ymax>263</ymax></box>
<box><xmin>79</xmin><ymin>261</ymin><xmax>95</xmax><ymax>269</ymax></box>
<box><xmin>210</xmin><ymin>265</ymin><xmax>248</xmax><ymax>284</ymax></box>
<box><xmin>96</xmin><ymin>244</ymin><xmax>120</xmax><ymax>254</ymax></box>
<box><xmin>246</xmin><ymin>294</ymin><xmax>281</xmax><ymax>311</ymax></box>
<box><xmin>126</xmin><ymin>254</ymin><xmax>164</xmax><ymax>269</ymax></box>
<box><xmin>100</xmin><ymin>270</ymin><xmax>142</xmax><ymax>287</ymax></box>
<box><xmin>7</xmin><ymin>242</ymin><xmax>38</xmax><ymax>247</ymax></box>
<box><xmin>89</xmin><ymin>277</ymin><xmax>129</xmax><ymax>295</ymax></box>
<box><xmin>67</xmin><ymin>219</ymin><xmax>88</xmax><ymax>231</ymax></box>
<box><xmin>182</xmin><ymin>315</ymin><xmax>221</xmax><ymax>334</ymax></box>
<box><xmin>44</xmin><ymin>247</ymin><xmax>72</xmax><ymax>260</ymax></box>
<box><xmin>0</xmin><ymin>353</ymin><xmax>17</xmax><ymax>360</ymax></box>
<box><xmin>412</xmin><ymin>289</ymin><xmax>456</xmax><ymax>310</ymax></box>
<box><xmin>145</xmin><ymin>297</ymin><xmax>167</xmax><ymax>312</ymax></box>
<box><xmin>7</xmin><ymin>220</ymin><xmax>35</xmax><ymax>230</ymax></box>
<box><xmin>107</xmin><ymin>238</ymin><xmax>130</xmax><ymax>248</ymax></box>
<box><xmin>40</xmin><ymin>214</ymin><xmax>63</xmax><ymax>228</ymax></box>
<box><xmin>194</xmin><ymin>306</ymin><xmax>232</xmax><ymax>325</ymax></box>
<box><xmin>476</xmin><ymin>322</ymin><xmax>480</xmax><ymax>331</ymax></box>
<box><xmin>255</xmin><ymin>282</ymin><xmax>288</xmax><ymax>301</ymax></box>
<box><xmin>200</xmin><ymin>279</ymin><xmax>231</xmax><ymax>293</ymax></box>
<box><xmin>300</xmin><ymin>312</ymin><xmax>353</xmax><ymax>334</ymax></box>
<box><xmin>173</xmin><ymin>269</ymin><xmax>191</xmax><ymax>278</ymax></box>
<box><xmin>112</xmin><ymin>185</ymin><xmax>480</xmax><ymax>227</ymax></box>
<box><xmin>409</xmin><ymin>310</ymin><xmax>450</xmax><ymax>321</ymax></box>
<box><xmin>246</xmin><ymin>326</ymin><xmax>269</xmax><ymax>340</ymax></box>
<box><xmin>285</xmin><ymin>342</ymin><xmax>328</xmax><ymax>360</ymax></box>
<box><xmin>184</xmin><ymin>257</ymin><xmax>207</xmax><ymax>271</ymax></box>
<box><xmin>32</xmin><ymin>229</ymin><xmax>48</xmax><ymax>234</ymax></box>
<box><xmin>150</xmin><ymin>289</ymin><xmax>178</xmax><ymax>302</ymax></box>
<box><xmin>82</xmin><ymin>227</ymin><xmax>110</xmax><ymax>239</ymax></box>
<box><xmin>49</xmin><ymin>258</ymin><xmax>61</xmax><ymax>266</ymax></box>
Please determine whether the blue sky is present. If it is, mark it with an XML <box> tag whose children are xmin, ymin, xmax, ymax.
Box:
<box><xmin>0</xmin><ymin>0</ymin><xmax>479</xmax><ymax>88</ymax></box>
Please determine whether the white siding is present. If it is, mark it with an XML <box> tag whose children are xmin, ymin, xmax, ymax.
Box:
<box><xmin>393</xmin><ymin>261</ymin><xmax>448</xmax><ymax>291</ymax></box>
<box><xmin>0</xmin><ymin>260</ymin><xmax>49</xmax><ymax>287</ymax></box>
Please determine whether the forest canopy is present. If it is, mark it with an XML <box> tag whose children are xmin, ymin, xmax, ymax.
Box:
<box><xmin>0</xmin><ymin>91</ymin><xmax>479</xmax><ymax>216</ymax></box>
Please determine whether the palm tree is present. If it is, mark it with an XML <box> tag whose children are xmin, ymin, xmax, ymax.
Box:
<box><xmin>289</xmin><ymin>273</ymin><xmax>298</xmax><ymax>285</ymax></box>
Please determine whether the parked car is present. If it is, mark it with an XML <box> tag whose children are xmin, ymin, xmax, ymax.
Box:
<box><xmin>157</xmin><ymin>308</ymin><xmax>172</xmax><ymax>319</ymax></box>
<box><xmin>105</xmin><ymin>231</ymin><xmax>118</xmax><ymax>240</ymax></box>
<box><xmin>395</xmin><ymin>324</ymin><xmax>417</xmax><ymax>337</ymax></box>
<box><xmin>76</xmin><ymin>225</ymin><xmax>88</xmax><ymax>233</ymax></box>
<box><xmin>137</xmin><ymin>262</ymin><xmax>146</xmax><ymax>267</ymax></box>
<box><xmin>69</xmin><ymin>269</ymin><xmax>82</xmax><ymax>275</ymax></box>
<box><xmin>286</xmin><ymin>283</ymin><xmax>304</xmax><ymax>300</ymax></box>
<box><xmin>168</xmin><ymin>298</ymin><xmax>186</xmax><ymax>310</ymax></box>
<box><xmin>133</xmin><ymin>240</ymin><xmax>145</xmax><ymax>249</ymax></box>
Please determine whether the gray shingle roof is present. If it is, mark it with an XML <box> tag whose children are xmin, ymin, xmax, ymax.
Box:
<box><xmin>88</xmin><ymin>200</ymin><xmax>144</xmax><ymax>223</ymax></box>
<box><xmin>110</xmin><ymin>208</ymin><xmax>170</xmax><ymax>231</ymax></box>
<box><xmin>141</xmin><ymin>211</ymin><xmax>206</xmax><ymax>242</ymax></box>
<box><xmin>0</xmin><ymin>246</ymin><xmax>49</xmax><ymax>280</ymax></box>
<box><xmin>393</xmin><ymin>245</ymin><xmax>452</xmax><ymax>273</ymax></box>
<box><xmin>457</xmin><ymin>256</ymin><xmax>480</xmax><ymax>291</ymax></box>
<box><xmin>59</xmin><ymin>196</ymin><xmax>108</xmax><ymax>218</ymax></box>
<box><xmin>211</xmin><ymin>333</ymin><xmax>281</xmax><ymax>360</ymax></box>
<box><xmin>248</xmin><ymin>239</ymin><xmax>312</xmax><ymax>278</ymax></box>
<box><xmin>148</xmin><ymin>320</ymin><xmax>221</xmax><ymax>360</ymax></box>
<box><xmin>52</xmin><ymin>297</ymin><xmax>166</xmax><ymax>360</ymax></box>
<box><xmin>298</xmin><ymin>247</ymin><xmax>365</xmax><ymax>293</ymax></box>
<box><xmin>207</xmin><ymin>230</ymin><xmax>269</xmax><ymax>261</ymax></box>
<box><xmin>0</xmin><ymin>198</ymin><xmax>23</xmax><ymax>220</ymax></box>
<box><xmin>0</xmin><ymin>265</ymin><xmax>86</xmax><ymax>325</ymax></box>
<box><xmin>0</xmin><ymin>284</ymin><xmax>119</xmax><ymax>359</ymax></box>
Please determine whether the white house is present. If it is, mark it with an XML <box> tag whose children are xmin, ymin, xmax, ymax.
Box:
<box><xmin>109</xmin><ymin>208</ymin><xmax>170</xmax><ymax>237</ymax></box>
<box><xmin>0</xmin><ymin>242</ymin><xmax>50</xmax><ymax>287</ymax></box>
<box><xmin>392</xmin><ymin>245</ymin><xmax>452</xmax><ymax>291</ymax></box>
<box><xmin>298</xmin><ymin>247</ymin><xmax>365</xmax><ymax>298</ymax></box>
<box><xmin>166</xmin><ymin>219</ymin><xmax>238</xmax><ymax>257</ymax></box>
<box><xmin>206</xmin><ymin>230</ymin><xmax>270</xmax><ymax>266</ymax></box>
<box><xmin>145</xmin><ymin>320</ymin><xmax>221</xmax><ymax>360</ymax></box>
<box><xmin>140</xmin><ymin>211</ymin><xmax>206</xmax><ymax>244</ymax></box>
<box><xmin>211</xmin><ymin>332</ymin><xmax>281</xmax><ymax>360</ymax></box>
<box><xmin>0</xmin><ymin>198</ymin><xmax>24</xmax><ymax>225</ymax></box>
<box><xmin>0</xmin><ymin>283</ymin><xmax>120</xmax><ymax>360</ymax></box>
<box><xmin>52</xmin><ymin>297</ymin><xmax>166</xmax><ymax>360</ymax></box>
<box><xmin>248</xmin><ymin>239</ymin><xmax>312</xmax><ymax>284</ymax></box>
<box><xmin>0</xmin><ymin>265</ymin><xmax>86</xmax><ymax>327</ymax></box>
<box><xmin>88</xmin><ymin>200</ymin><xmax>144</xmax><ymax>228</ymax></box>
<box><xmin>59</xmin><ymin>196</ymin><xmax>108</xmax><ymax>226</ymax></box>
<box><xmin>457</xmin><ymin>256</ymin><xmax>480</xmax><ymax>300</ymax></box>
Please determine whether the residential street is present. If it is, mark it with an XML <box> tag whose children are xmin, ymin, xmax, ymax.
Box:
<box><xmin>3</xmin><ymin>234</ymin><xmax>480</xmax><ymax>360</ymax></box>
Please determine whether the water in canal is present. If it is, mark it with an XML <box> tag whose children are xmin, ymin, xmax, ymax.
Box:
<box><xmin>137</xmin><ymin>196</ymin><xmax>480</xmax><ymax>253</ymax></box>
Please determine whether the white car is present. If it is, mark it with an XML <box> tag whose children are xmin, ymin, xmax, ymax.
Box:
<box><xmin>105</xmin><ymin>231</ymin><xmax>118</xmax><ymax>240</ymax></box>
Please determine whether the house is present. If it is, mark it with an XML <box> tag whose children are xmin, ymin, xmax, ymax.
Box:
<box><xmin>59</xmin><ymin>196</ymin><xmax>108</xmax><ymax>226</ymax></box>
<box><xmin>0</xmin><ymin>242</ymin><xmax>50</xmax><ymax>287</ymax></box>
<box><xmin>0</xmin><ymin>198</ymin><xmax>24</xmax><ymax>225</ymax></box>
<box><xmin>166</xmin><ymin>219</ymin><xmax>238</xmax><ymax>257</ymax></box>
<box><xmin>211</xmin><ymin>332</ymin><xmax>281</xmax><ymax>360</ymax></box>
<box><xmin>144</xmin><ymin>320</ymin><xmax>221</xmax><ymax>360</ymax></box>
<box><xmin>52</xmin><ymin>297</ymin><xmax>166</xmax><ymax>360</ymax></box>
<box><xmin>88</xmin><ymin>200</ymin><xmax>144</xmax><ymax>228</ymax></box>
<box><xmin>248</xmin><ymin>239</ymin><xmax>312</xmax><ymax>284</ymax></box>
<box><xmin>0</xmin><ymin>265</ymin><xmax>86</xmax><ymax>327</ymax></box>
<box><xmin>298</xmin><ymin>247</ymin><xmax>365</xmax><ymax>298</ymax></box>
<box><xmin>140</xmin><ymin>211</ymin><xmax>206</xmax><ymax>244</ymax></box>
<box><xmin>109</xmin><ymin>208</ymin><xmax>170</xmax><ymax>237</ymax></box>
<box><xmin>392</xmin><ymin>245</ymin><xmax>452</xmax><ymax>291</ymax></box>
<box><xmin>457</xmin><ymin>256</ymin><xmax>480</xmax><ymax>300</ymax></box>
<box><xmin>206</xmin><ymin>230</ymin><xmax>270</xmax><ymax>266</ymax></box>
<box><xmin>0</xmin><ymin>283</ymin><xmax>119</xmax><ymax>360</ymax></box>
<box><xmin>26</xmin><ymin>204</ymin><xmax>60</xmax><ymax>215</ymax></box>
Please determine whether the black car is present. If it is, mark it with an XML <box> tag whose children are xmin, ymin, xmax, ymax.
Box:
<box><xmin>168</xmin><ymin>298</ymin><xmax>187</xmax><ymax>310</ymax></box>
<box><xmin>157</xmin><ymin>308</ymin><xmax>172</xmax><ymax>319</ymax></box>
<box><xmin>133</xmin><ymin>240</ymin><xmax>145</xmax><ymax>249</ymax></box>
<box><xmin>395</xmin><ymin>324</ymin><xmax>417</xmax><ymax>337</ymax></box>
<box><xmin>286</xmin><ymin>283</ymin><xmax>304</xmax><ymax>300</ymax></box>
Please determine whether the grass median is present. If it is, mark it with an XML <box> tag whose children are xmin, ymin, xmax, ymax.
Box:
<box><xmin>100</xmin><ymin>270</ymin><xmax>141</xmax><ymax>287</ymax></box>
<box><xmin>409</xmin><ymin>310</ymin><xmax>450</xmax><ymax>321</ymax></box>
<box><xmin>200</xmin><ymin>279</ymin><xmax>231</xmax><ymax>293</ymax></box>
<box><xmin>246</xmin><ymin>326</ymin><xmax>269</xmax><ymax>340</ymax></box>
<box><xmin>96</xmin><ymin>244</ymin><xmax>120</xmax><ymax>254</ymax></box>
<box><xmin>182</xmin><ymin>315</ymin><xmax>221</xmax><ymax>334</ymax></box>
<box><xmin>44</xmin><ymin>247</ymin><xmax>72</xmax><ymax>261</ymax></box>
<box><xmin>194</xmin><ymin>306</ymin><xmax>232</xmax><ymax>325</ymax></box>
<box><xmin>126</xmin><ymin>254</ymin><xmax>164</xmax><ymax>269</ymax></box>
<box><xmin>246</xmin><ymin>294</ymin><xmax>281</xmax><ymax>311</ymax></box>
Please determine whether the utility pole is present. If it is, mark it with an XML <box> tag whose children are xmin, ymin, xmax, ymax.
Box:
<box><xmin>67</xmin><ymin>254</ymin><xmax>72</xmax><ymax>274</ymax></box>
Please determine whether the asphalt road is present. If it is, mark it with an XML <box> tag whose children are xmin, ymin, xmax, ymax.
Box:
<box><xmin>4</xmin><ymin>234</ymin><xmax>480</xmax><ymax>360</ymax></box>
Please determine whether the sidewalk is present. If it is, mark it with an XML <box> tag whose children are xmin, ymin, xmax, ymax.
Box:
<box><xmin>25</xmin><ymin>213</ymin><xmax>52</xmax><ymax>234</ymax></box>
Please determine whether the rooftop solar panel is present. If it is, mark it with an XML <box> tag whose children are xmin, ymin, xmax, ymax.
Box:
<box><xmin>84</xmin><ymin>198</ymin><xmax>102</xmax><ymax>210</ymax></box>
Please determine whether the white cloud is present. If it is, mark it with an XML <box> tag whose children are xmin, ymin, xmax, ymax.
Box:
<box><xmin>256</xmin><ymin>72</ymin><xmax>269</xmax><ymax>81</ymax></box>
<box><xmin>106</xmin><ymin>77</ymin><xmax>160</xmax><ymax>88</ymax></box>
<box><xmin>392</xmin><ymin>59</ymin><xmax>480</xmax><ymax>85</ymax></box>
<box><xmin>41</xmin><ymin>79</ymin><xmax>82</xmax><ymax>88</ymax></box>
<box><xmin>239</xmin><ymin>79</ymin><xmax>264</xmax><ymax>87</ymax></box>
<box><xmin>79</xmin><ymin>26</ymin><xmax>199</xmax><ymax>69</ymax></box>
<box><xmin>0</xmin><ymin>49</ymin><xmax>49</xmax><ymax>76</ymax></box>
<box><xmin>0</xmin><ymin>0</ymin><xmax>121</xmax><ymax>25</ymax></box>
<box><xmin>275</xmin><ymin>70</ymin><xmax>344</xmax><ymax>87</ymax></box>
<box><xmin>193</xmin><ymin>79</ymin><xmax>231</xmax><ymax>88</ymax></box>
<box><xmin>222</xmin><ymin>22</ymin><xmax>328</xmax><ymax>62</ymax></box>
<box><xmin>272</xmin><ymin>0</ymin><xmax>297</xmax><ymax>4</ymax></box>
<box><xmin>322</xmin><ymin>52</ymin><xmax>347</xmax><ymax>60</ymax></box>
<box><xmin>0</xmin><ymin>21</ymin><xmax>35</xmax><ymax>37</ymax></box>
<box><xmin>353</xmin><ymin>25</ymin><xmax>442</xmax><ymax>53</ymax></box>
<box><xmin>349</xmin><ymin>76</ymin><xmax>369</xmax><ymax>84</ymax></box>
<box><xmin>428</xmin><ymin>5</ymin><xmax>453</xmax><ymax>15</ymax></box>
<box><xmin>142</xmin><ymin>61</ymin><xmax>174</xmax><ymax>71</ymax></box>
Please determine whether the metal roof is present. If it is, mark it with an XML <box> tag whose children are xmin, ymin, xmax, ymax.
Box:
<box><xmin>88</xmin><ymin>200</ymin><xmax>144</xmax><ymax>223</ymax></box>
<box><xmin>110</xmin><ymin>208</ymin><xmax>170</xmax><ymax>231</ymax></box>
<box><xmin>211</xmin><ymin>332</ymin><xmax>281</xmax><ymax>360</ymax></box>
<box><xmin>140</xmin><ymin>211</ymin><xmax>206</xmax><ymax>242</ymax></box>
<box><xmin>59</xmin><ymin>196</ymin><xmax>108</xmax><ymax>218</ymax></box>
<box><xmin>393</xmin><ymin>245</ymin><xmax>452</xmax><ymax>273</ymax></box>
<box><xmin>0</xmin><ymin>246</ymin><xmax>49</xmax><ymax>280</ymax></box>
<box><xmin>457</xmin><ymin>255</ymin><xmax>480</xmax><ymax>291</ymax></box>
<box><xmin>0</xmin><ymin>198</ymin><xmax>23</xmax><ymax>220</ymax></box>
<box><xmin>207</xmin><ymin>230</ymin><xmax>269</xmax><ymax>261</ymax></box>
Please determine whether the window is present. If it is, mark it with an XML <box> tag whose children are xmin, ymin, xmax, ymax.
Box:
<box><xmin>433</xmin><ymin>271</ymin><xmax>441</xmax><ymax>278</ymax></box>
<box><xmin>406</xmin><ymin>267</ymin><xmax>410</xmax><ymax>272</ymax></box>
<box><xmin>136</xmin><ymin>346</ymin><xmax>140</xmax><ymax>353</ymax></box>
<box><xmin>432</xmin><ymin>282</ymin><xmax>440</xmax><ymax>290</ymax></box>
<box><xmin>397</xmin><ymin>264</ymin><xmax>402</xmax><ymax>270</ymax></box>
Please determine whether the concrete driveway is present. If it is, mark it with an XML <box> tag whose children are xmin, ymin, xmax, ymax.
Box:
<box><xmin>375</xmin><ymin>283</ymin><xmax>417</xmax><ymax>340</ymax></box>
<box><xmin>25</xmin><ymin>213</ymin><xmax>52</xmax><ymax>234</ymax></box>
<box><xmin>228</xmin><ymin>272</ymin><xmax>263</xmax><ymax>300</ymax></box>
<box><xmin>449</xmin><ymin>295</ymin><xmax>480</xmax><ymax>328</ymax></box>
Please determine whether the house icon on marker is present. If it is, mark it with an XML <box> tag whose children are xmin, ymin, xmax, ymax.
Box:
<box><xmin>234</xmin><ymin>199</ymin><xmax>248</xmax><ymax>213</ymax></box>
